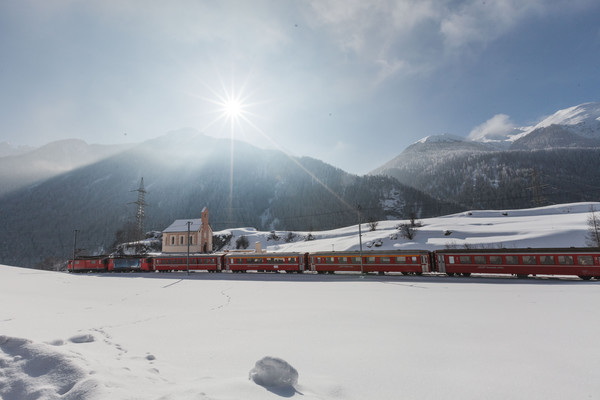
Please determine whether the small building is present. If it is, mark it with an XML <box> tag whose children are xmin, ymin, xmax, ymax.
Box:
<box><xmin>162</xmin><ymin>207</ymin><xmax>213</xmax><ymax>253</ymax></box>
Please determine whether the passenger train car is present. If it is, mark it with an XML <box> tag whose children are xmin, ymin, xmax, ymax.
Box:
<box><xmin>67</xmin><ymin>247</ymin><xmax>600</xmax><ymax>280</ymax></box>
<box><xmin>436</xmin><ymin>248</ymin><xmax>600</xmax><ymax>280</ymax></box>
<box><xmin>307</xmin><ymin>250</ymin><xmax>431</xmax><ymax>274</ymax></box>
<box><xmin>223</xmin><ymin>252</ymin><xmax>306</xmax><ymax>273</ymax></box>
<box><xmin>153</xmin><ymin>253</ymin><xmax>222</xmax><ymax>272</ymax></box>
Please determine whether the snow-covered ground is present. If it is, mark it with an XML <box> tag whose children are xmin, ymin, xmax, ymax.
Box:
<box><xmin>1</xmin><ymin>266</ymin><xmax>599</xmax><ymax>400</ymax></box>
<box><xmin>2</xmin><ymin>202</ymin><xmax>600</xmax><ymax>399</ymax></box>
<box><xmin>217</xmin><ymin>202</ymin><xmax>599</xmax><ymax>254</ymax></box>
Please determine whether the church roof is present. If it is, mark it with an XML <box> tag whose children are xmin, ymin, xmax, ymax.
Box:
<box><xmin>163</xmin><ymin>219</ymin><xmax>203</xmax><ymax>233</ymax></box>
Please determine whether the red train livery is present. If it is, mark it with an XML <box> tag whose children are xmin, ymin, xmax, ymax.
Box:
<box><xmin>68</xmin><ymin>256</ymin><xmax>108</xmax><ymax>273</ymax></box>
<box><xmin>308</xmin><ymin>250</ymin><xmax>431</xmax><ymax>274</ymax></box>
<box><xmin>68</xmin><ymin>247</ymin><xmax>600</xmax><ymax>280</ymax></box>
<box><xmin>436</xmin><ymin>248</ymin><xmax>600</xmax><ymax>280</ymax></box>
<box><xmin>224</xmin><ymin>252</ymin><xmax>306</xmax><ymax>273</ymax></box>
<box><xmin>153</xmin><ymin>254</ymin><xmax>221</xmax><ymax>272</ymax></box>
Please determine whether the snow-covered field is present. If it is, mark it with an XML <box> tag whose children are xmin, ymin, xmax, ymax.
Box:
<box><xmin>1</xmin><ymin>266</ymin><xmax>600</xmax><ymax>399</ymax></box>
<box><xmin>2</xmin><ymin>202</ymin><xmax>600</xmax><ymax>399</ymax></box>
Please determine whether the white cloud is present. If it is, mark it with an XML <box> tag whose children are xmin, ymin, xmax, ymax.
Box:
<box><xmin>440</xmin><ymin>1</ymin><xmax>540</xmax><ymax>50</ymax></box>
<box><xmin>306</xmin><ymin>0</ymin><xmax>599</xmax><ymax>81</ymax></box>
<box><xmin>468</xmin><ymin>114</ymin><xmax>515</xmax><ymax>141</ymax></box>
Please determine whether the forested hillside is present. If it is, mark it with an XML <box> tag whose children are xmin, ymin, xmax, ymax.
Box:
<box><xmin>0</xmin><ymin>131</ymin><xmax>459</xmax><ymax>268</ymax></box>
<box><xmin>376</xmin><ymin>148</ymin><xmax>600</xmax><ymax>210</ymax></box>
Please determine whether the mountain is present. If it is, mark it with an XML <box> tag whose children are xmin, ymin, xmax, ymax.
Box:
<box><xmin>0</xmin><ymin>139</ymin><xmax>134</xmax><ymax>198</ymax></box>
<box><xmin>370</xmin><ymin>134</ymin><xmax>495</xmax><ymax>178</ymax></box>
<box><xmin>468</xmin><ymin>102</ymin><xmax>600</xmax><ymax>148</ymax></box>
<box><xmin>0</xmin><ymin>129</ymin><xmax>460</xmax><ymax>268</ymax></box>
<box><xmin>510</xmin><ymin>124</ymin><xmax>600</xmax><ymax>150</ymax></box>
<box><xmin>0</xmin><ymin>142</ymin><xmax>36</xmax><ymax>157</ymax></box>
<box><xmin>371</xmin><ymin>102</ymin><xmax>600</xmax><ymax>210</ymax></box>
<box><xmin>514</xmin><ymin>102</ymin><xmax>600</xmax><ymax>141</ymax></box>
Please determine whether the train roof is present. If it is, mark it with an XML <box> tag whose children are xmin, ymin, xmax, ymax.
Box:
<box><xmin>153</xmin><ymin>252</ymin><xmax>224</xmax><ymax>257</ymax></box>
<box><xmin>71</xmin><ymin>255</ymin><xmax>109</xmax><ymax>260</ymax></box>
<box><xmin>224</xmin><ymin>252</ymin><xmax>306</xmax><ymax>258</ymax></box>
<box><xmin>309</xmin><ymin>249</ymin><xmax>430</xmax><ymax>256</ymax></box>
<box><xmin>435</xmin><ymin>247</ymin><xmax>600</xmax><ymax>254</ymax></box>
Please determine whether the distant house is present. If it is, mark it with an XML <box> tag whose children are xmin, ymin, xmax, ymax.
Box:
<box><xmin>162</xmin><ymin>207</ymin><xmax>213</xmax><ymax>253</ymax></box>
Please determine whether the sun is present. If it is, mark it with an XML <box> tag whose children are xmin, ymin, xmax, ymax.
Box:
<box><xmin>197</xmin><ymin>74</ymin><xmax>264</xmax><ymax>140</ymax></box>
<box><xmin>222</xmin><ymin>97</ymin><xmax>243</xmax><ymax>119</ymax></box>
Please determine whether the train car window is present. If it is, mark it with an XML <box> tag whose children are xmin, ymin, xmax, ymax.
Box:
<box><xmin>522</xmin><ymin>256</ymin><xmax>537</xmax><ymax>264</ymax></box>
<box><xmin>339</xmin><ymin>257</ymin><xmax>348</xmax><ymax>263</ymax></box>
<box><xmin>326</xmin><ymin>257</ymin><xmax>335</xmax><ymax>263</ymax></box>
<box><xmin>578</xmin><ymin>256</ymin><xmax>593</xmax><ymax>265</ymax></box>
<box><xmin>396</xmin><ymin>257</ymin><xmax>406</xmax><ymax>263</ymax></box>
<box><xmin>352</xmin><ymin>257</ymin><xmax>361</xmax><ymax>263</ymax></box>
<box><xmin>448</xmin><ymin>256</ymin><xmax>455</xmax><ymax>264</ymax></box>
<box><xmin>381</xmin><ymin>257</ymin><xmax>390</xmax><ymax>263</ymax></box>
<box><xmin>489</xmin><ymin>256</ymin><xmax>502</xmax><ymax>264</ymax></box>
<box><xmin>459</xmin><ymin>256</ymin><xmax>472</xmax><ymax>264</ymax></box>
<box><xmin>557</xmin><ymin>256</ymin><xmax>574</xmax><ymax>265</ymax></box>
<box><xmin>505</xmin><ymin>256</ymin><xmax>518</xmax><ymax>264</ymax></box>
<box><xmin>474</xmin><ymin>255</ymin><xmax>486</xmax><ymax>264</ymax></box>
<box><xmin>367</xmin><ymin>257</ymin><xmax>376</xmax><ymax>263</ymax></box>
<box><xmin>540</xmin><ymin>256</ymin><xmax>555</xmax><ymax>265</ymax></box>
<box><xmin>412</xmin><ymin>256</ymin><xmax>418</xmax><ymax>263</ymax></box>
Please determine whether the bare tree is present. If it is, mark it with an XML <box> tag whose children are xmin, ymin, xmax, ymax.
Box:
<box><xmin>284</xmin><ymin>232</ymin><xmax>296</xmax><ymax>243</ymax></box>
<box><xmin>367</xmin><ymin>219</ymin><xmax>378</xmax><ymax>231</ymax></box>
<box><xmin>398</xmin><ymin>223</ymin><xmax>416</xmax><ymax>240</ymax></box>
<box><xmin>586</xmin><ymin>205</ymin><xmax>600</xmax><ymax>247</ymax></box>
<box><xmin>236</xmin><ymin>235</ymin><xmax>249</xmax><ymax>249</ymax></box>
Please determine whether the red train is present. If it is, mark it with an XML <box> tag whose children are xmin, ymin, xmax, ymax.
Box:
<box><xmin>308</xmin><ymin>250</ymin><xmax>431</xmax><ymax>275</ymax></box>
<box><xmin>436</xmin><ymin>248</ymin><xmax>600</xmax><ymax>280</ymax></box>
<box><xmin>67</xmin><ymin>247</ymin><xmax>600</xmax><ymax>280</ymax></box>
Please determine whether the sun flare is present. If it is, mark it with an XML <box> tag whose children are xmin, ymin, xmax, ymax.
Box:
<box><xmin>222</xmin><ymin>98</ymin><xmax>243</xmax><ymax>119</ymax></box>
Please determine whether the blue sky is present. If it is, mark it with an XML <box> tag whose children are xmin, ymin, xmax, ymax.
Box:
<box><xmin>1</xmin><ymin>0</ymin><xmax>599</xmax><ymax>174</ymax></box>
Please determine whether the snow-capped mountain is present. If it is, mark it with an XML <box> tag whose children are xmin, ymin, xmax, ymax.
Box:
<box><xmin>469</xmin><ymin>102</ymin><xmax>600</xmax><ymax>147</ymax></box>
<box><xmin>371</xmin><ymin>102</ymin><xmax>600</xmax><ymax>211</ymax></box>
<box><xmin>370</xmin><ymin>133</ymin><xmax>494</xmax><ymax>177</ymax></box>
<box><xmin>514</xmin><ymin>102</ymin><xmax>600</xmax><ymax>141</ymax></box>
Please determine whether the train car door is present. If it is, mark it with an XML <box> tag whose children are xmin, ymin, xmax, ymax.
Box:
<box><xmin>437</xmin><ymin>254</ymin><xmax>447</xmax><ymax>273</ymax></box>
<box><xmin>421</xmin><ymin>255</ymin><xmax>430</xmax><ymax>273</ymax></box>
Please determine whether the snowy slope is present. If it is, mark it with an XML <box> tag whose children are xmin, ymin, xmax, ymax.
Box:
<box><xmin>215</xmin><ymin>202</ymin><xmax>598</xmax><ymax>254</ymax></box>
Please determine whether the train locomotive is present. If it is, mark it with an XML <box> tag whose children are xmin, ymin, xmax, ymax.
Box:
<box><xmin>67</xmin><ymin>247</ymin><xmax>600</xmax><ymax>280</ymax></box>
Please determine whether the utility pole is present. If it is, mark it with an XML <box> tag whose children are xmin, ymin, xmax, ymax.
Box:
<box><xmin>357</xmin><ymin>205</ymin><xmax>364</xmax><ymax>275</ymax></box>
<box><xmin>187</xmin><ymin>221</ymin><xmax>193</xmax><ymax>275</ymax></box>
<box><xmin>529</xmin><ymin>168</ymin><xmax>547</xmax><ymax>207</ymax></box>
<box><xmin>72</xmin><ymin>229</ymin><xmax>79</xmax><ymax>272</ymax></box>
<box><xmin>130</xmin><ymin>178</ymin><xmax>147</xmax><ymax>241</ymax></box>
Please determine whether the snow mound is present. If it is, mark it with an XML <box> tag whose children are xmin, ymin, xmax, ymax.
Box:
<box><xmin>69</xmin><ymin>333</ymin><xmax>95</xmax><ymax>344</ymax></box>
<box><xmin>0</xmin><ymin>335</ymin><xmax>101</xmax><ymax>400</ymax></box>
<box><xmin>249</xmin><ymin>356</ymin><xmax>299</xmax><ymax>388</ymax></box>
